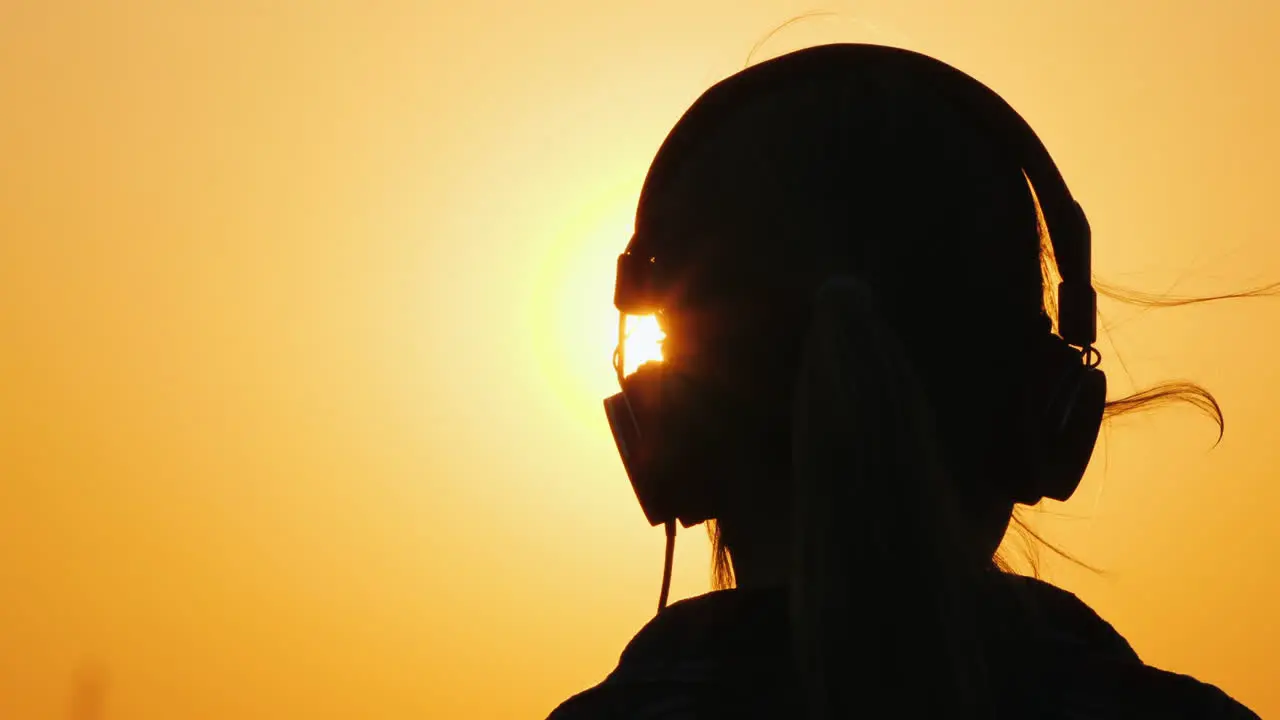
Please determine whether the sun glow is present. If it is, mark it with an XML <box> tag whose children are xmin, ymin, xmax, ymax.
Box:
<box><xmin>621</xmin><ymin>314</ymin><xmax>665</xmax><ymax>376</ymax></box>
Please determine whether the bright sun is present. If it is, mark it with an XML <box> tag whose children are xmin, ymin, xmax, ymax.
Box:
<box><xmin>621</xmin><ymin>314</ymin><xmax>665</xmax><ymax>376</ymax></box>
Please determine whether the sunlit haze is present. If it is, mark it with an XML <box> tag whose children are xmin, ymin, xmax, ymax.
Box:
<box><xmin>2</xmin><ymin>2</ymin><xmax>1278</xmax><ymax>718</ymax></box>
<box><xmin>621</xmin><ymin>315</ymin><xmax>666</xmax><ymax>376</ymax></box>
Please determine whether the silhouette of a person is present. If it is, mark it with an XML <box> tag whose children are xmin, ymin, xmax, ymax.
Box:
<box><xmin>548</xmin><ymin>45</ymin><xmax>1260</xmax><ymax>719</ymax></box>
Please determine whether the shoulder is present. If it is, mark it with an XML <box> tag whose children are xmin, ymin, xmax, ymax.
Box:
<box><xmin>546</xmin><ymin>684</ymin><xmax>701</xmax><ymax>720</ymax></box>
<box><xmin>544</xmin><ymin>589</ymin><xmax>790</xmax><ymax>720</ymax></box>
<box><xmin>994</xmin><ymin>572</ymin><xmax>1139</xmax><ymax>658</ymax></box>
<box><xmin>994</xmin><ymin>574</ymin><xmax>1260</xmax><ymax>719</ymax></box>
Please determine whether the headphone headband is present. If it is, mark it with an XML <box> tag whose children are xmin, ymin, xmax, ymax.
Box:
<box><xmin>615</xmin><ymin>43</ymin><xmax>1097</xmax><ymax>349</ymax></box>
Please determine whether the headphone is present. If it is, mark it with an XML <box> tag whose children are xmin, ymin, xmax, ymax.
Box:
<box><xmin>601</xmin><ymin>44</ymin><xmax>1107</xmax><ymax>610</ymax></box>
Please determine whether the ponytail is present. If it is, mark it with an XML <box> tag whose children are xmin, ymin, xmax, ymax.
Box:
<box><xmin>789</xmin><ymin>277</ymin><xmax>987</xmax><ymax>718</ymax></box>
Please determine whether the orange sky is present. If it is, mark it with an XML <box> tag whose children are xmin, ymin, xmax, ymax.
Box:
<box><xmin>1</xmin><ymin>1</ymin><xmax>1277</xmax><ymax>718</ymax></box>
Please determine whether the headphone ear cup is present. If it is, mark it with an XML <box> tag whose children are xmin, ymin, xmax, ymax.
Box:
<box><xmin>605</xmin><ymin>364</ymin><xmax>676</xmax><ymax>527</ymax></box>
<box><xmin>1037</xmin><ymin>360</ymin><xmax>1106</xmax><ymax>503</ymax></box>
<box><xmin>604</xmin><ymin>364</ymin><xmax>723</xmax><ymax>528</ymax></box>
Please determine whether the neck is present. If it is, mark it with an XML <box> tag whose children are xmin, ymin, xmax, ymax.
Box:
<box><xmin>722</xmin><ymin>536</ymin><xmax>790</xmax><ymax>590</ymax></box>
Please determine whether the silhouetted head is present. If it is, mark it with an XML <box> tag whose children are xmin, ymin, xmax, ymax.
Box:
<box><xmin>625</xmin><ymin>45</ymin><xmax>1094</xmax><ymax>566</ymax></box>
<box><xmin>604</xmin><ymin>43</ymin><xmax>1109</xmax><ymax>717</ymax></box>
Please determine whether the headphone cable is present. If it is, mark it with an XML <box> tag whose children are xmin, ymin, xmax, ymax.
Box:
<box><xmin>658</xmin><ymin>519</ymin><xmax>676</xmax><ymax>612</ymax></box>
